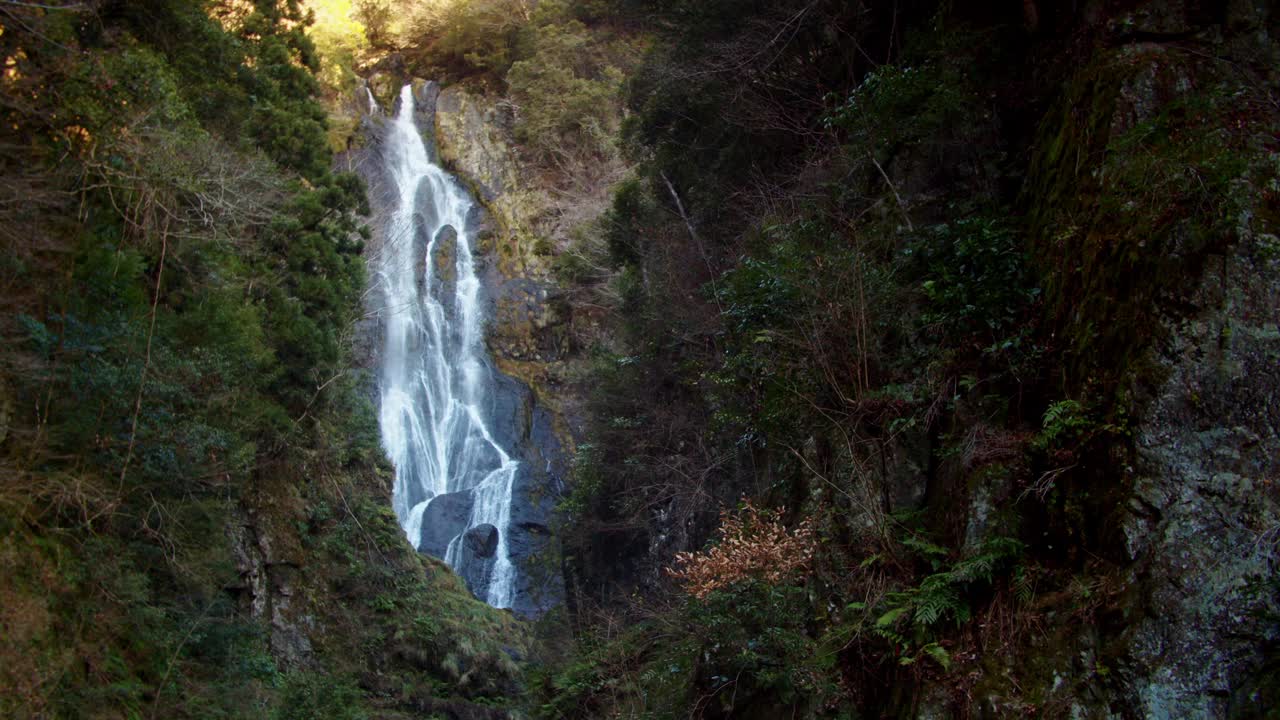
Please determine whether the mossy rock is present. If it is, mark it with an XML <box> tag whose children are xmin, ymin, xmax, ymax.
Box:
<box><xmin>0</xmin><ymin>376</ymin><xmax>11</xmax><ymax>445</ymax></box>
<box><xmin>1026</xmin><ymin>42</ymin><xmax>1273</xmax><ymax>400</ymax></box>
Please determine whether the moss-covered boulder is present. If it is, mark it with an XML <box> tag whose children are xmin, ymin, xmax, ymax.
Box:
<box><xmin>1016</xmin><ymin>11</ymin><xmax>1280</xmax><ymax>716</ymax></box>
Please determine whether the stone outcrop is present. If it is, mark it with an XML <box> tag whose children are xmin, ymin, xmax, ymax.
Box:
<box><xmin>956</xmin><ymin>4</ymin><xmax>1280</xmax><ymax>714</ymax></box>
<box><xmin>435</xmin><ymin>87</ymin><xmax>536</xmax><ymax>273</ymax></box>
<box><xmin>227</xmin><ymin>487</ymin><xmax>316</xmax><ymax>671</ymax></box>
<box><xmin>343</xmin><ymin>79</ymin><xmax>571</xmax><ymax>617</ymax></box>
<box><xmin>1115</xmin><ymin>190</ymin><xmax>1279</xmax><ymax>718</ymax></box>
<box><xmin>465</xmin><ymin>523</ymin><xmax>500</xmax><ymax>558</ymax></box>
<box><xmin>432</xmin><ymin>83</ymin><xmax>577</xmax><ymax>424</ymax></box>
<box><xmin>419</xmin><ymin>490</ymin><xmax>475</xmax><ymax>559</ymax></box>
<box><xmin>489</xmin><ymin>278</ymin><xmax>570</xmax><ymax>364</ymax></box>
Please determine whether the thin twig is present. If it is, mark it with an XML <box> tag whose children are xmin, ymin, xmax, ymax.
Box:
<box><xmin>659</xmin><ymin>170</ymin><xmax>724</xmax><ymax>315</ymax></box>
<box><xmin>293</xmin><ymin>370</ymin><xmax>346</xmax><ymax>425</ymax></box>
<box><xmin>119</xmin><ymin>214</ymin><xmax>168</xmax><ymax>487</ymax></box>
<box><xmin>868</xmin><ymin>153</ymin><xmax>913</xmax><ymax>231</ymax></box>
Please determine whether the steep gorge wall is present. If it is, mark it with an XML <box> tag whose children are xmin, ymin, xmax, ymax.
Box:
<box><xmin>432</xmin><ymin>84</ymin><xmax>579</xmax><ymax>432</ymax></box>
<box><xmin>342</xmin><ymin>79</ymin><xmax>572</xmax><ymax>617</ymax></box>
<box><xmin>853</xmin><ymin>4</ymin><xmax>1280</xmax><ymax>715</ymax></box>
<box><xmin>997</xmin><ymin>10</ymin><xmax>1280</xmax><ymax>712</ymax></box>
<box><xmin>528</xmin><ymin>1</ymin><xmax>1279</xmax><ymax>716</ymax></box>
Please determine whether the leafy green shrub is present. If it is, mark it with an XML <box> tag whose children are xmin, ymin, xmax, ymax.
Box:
<box><xmin>912</xmin><ymin>218</ymin><xmax>1039</xmax><ymax>348</ymax></box>
<box><xmin>683</xmin><ymin>581</ymin><xmax>836</xmax><ymax>712</ymax></box>
<box><xmin>845</xmin><ymin>535</ymin><xmax>1024</xmax><ymax>671</ymax></box>
<box><xmin>403</xmin><ymin>0</ymin><xmax>529</xmax><ymax>80</ymax></box>
<box><xmin>506</xmin><ymin>16</ymin><xmax>626</xmax><ymax>163</ymax></box>
<box><xmin>306</xmin><ymin>0</ymin><xmax>371</xmax><ymax>97</ymax></box>
<box><xmin>602</xmin><ymin>175</ymin><xmax>657</xmax><ymax>268</ymax></box>
<box><xmin>541</xmin><ymin>581</ymin><xmax>837</xmax><ymax>719</ymax></box>
<box><xmin>824</xmin><ymin>58</ymin><xmax>976</xmax><ymax>155</ymax></box>
<box><xmin>558</xmin><ymin>442</ymin><xmax>604</xmax><ymax>520</ymax></box>
<box><xmin>272</xmin><ymin>672</ymin><xmax>367</xmax><ymax>720</ymax></box>
<box><xmin>713</xmin><ymin>217</ymin><xmax>903</xmax><ymax>443</ymax></box>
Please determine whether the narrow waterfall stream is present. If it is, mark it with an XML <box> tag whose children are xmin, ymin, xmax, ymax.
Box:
<box><xmin>375</xmin><ymin>84</ymin><xmax>518</xmax><ymax>608</ymax></box>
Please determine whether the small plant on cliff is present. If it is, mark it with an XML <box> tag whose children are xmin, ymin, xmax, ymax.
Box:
<box><xmin>844</xmin><ymin>535</ymin><xmax>1025</xmax><ymax>673</ymax></box>
<box><xmin>667</xmin><ymin>501</ymin><xmax>816</xmax><ymax>600</ymax></box>
<box><xmin>1036</xmin><ymin>400</ymin><xmax>1091</xmax><ymax>448</ymax></box>
<box><xmin>1033</xmin><ymin>398</ymin><xmax>1128</xmax><ymax>458</ymax></box>
<box><xmin>913</xmin><ymin>217</ymin><xmax>1039</xmax><ymax>355</ymax></box>
<box><xmin>658</xmin><ymin>509</ymin><xmax>835</xmax><ymax>716</ymax></box>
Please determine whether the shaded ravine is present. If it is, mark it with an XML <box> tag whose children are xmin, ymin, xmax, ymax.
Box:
<box><xmin>375</xmin><ymin>84</ymin><xmax>518</xmax><ymax>608</ymax></box>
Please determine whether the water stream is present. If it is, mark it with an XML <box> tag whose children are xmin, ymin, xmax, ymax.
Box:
<box><xmin>374</xmin><ymin>84</ymin><xmax>517</xmax><ymax>608</ymax></box>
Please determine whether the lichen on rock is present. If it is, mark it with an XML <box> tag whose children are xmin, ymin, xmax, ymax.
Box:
<box><xmin>1015</xmin><ymin>15</ymin><xmax>1280</xmax><ymax>714</ymax></box>
<box><xmin>434</xmin><ymin>85</ymin><xmax>551</xmax><ymax>277</ymax></box>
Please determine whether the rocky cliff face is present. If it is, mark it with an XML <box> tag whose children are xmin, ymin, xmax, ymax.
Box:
<box><xmin>224</xmin><ymin>450</ymin><xmax>527</xmax><ymax>719</ymax></box>
<box><xmin>932</xmin><ymin>4</ymin><xmax>1280</xmax><ymax>715</ymax></box>
<box><xmin>432</xmin><ymin>83</ymin><xmax>575</xmax><ymax>617</ymax></box>
<box><xmin>343</xmin><ymin>79</ymin><xmax>571</xmax><ymax>618</ymax></box>
<box><xmin>1045</xmin><ymin>25</ymin><xmax>1276</xmax><ymax>719</ymax></box>
<box><xmin>433</xmin><ymin>84</ymin><xmax>577</xmax><ymax>396</ymax></box>
<box><xmin>1121</xmin><ymin>237</ymin><xmax>1279</xmax><ymax>716</ymax></box>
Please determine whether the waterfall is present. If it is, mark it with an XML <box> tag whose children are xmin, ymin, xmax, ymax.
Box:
<box><xmin>375</xmin><ymin>84</ymin><xmax>517</xmax><ymax>608</ymax></box>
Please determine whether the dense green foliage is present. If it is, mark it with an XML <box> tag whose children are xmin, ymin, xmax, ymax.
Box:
<box><xmin>506</xmin><ymin>8</ymin><xmax>628</xmax><ymax>164</ymax></box>
<box><xmin>348</xmin><ymin>0</ymin><xmax>637</xmax><ymax>156</ymax></box>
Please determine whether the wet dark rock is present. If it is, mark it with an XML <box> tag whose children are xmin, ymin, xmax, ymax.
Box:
<box><xmin>464</xmin><ymin>523</ymin><xmax>499</xmax><ymax>558</ymax></box>
<box><xmin>450</xmin><ymin>435</ymin><xmax>507</xmax><ymax>491</ymax></box>
<box><xmin>1114</xmin><ymin>228</ymin><xmax>1280</xmax><ymax>717</ymax></box>
<box><xmin>456</xmin><ymin>532</ymin><xmax>496</xmax><ymax>599</ymax></box>
<box><xmin>475</xmin><ymin>371</ymin><xmax>566</xmax><ymax>618</ymax></box>
<box><xmin>466</xmin><ymin>198</ymin><xmax>499</xmax><ymax>256</ymax></box>
<box><xmin>430</xmin><ymin>225</ymin><xmax>459</xmax><ymax>314</ymax></box>
<box><xmin>419</xmin><ymin>491</ymin><xmax>474</xmax><ymax>559</ymax></box>
<box><xmin>412</xmin><ymin>80</ymin><xmax>441</xmax><ymax>161</ymax></box>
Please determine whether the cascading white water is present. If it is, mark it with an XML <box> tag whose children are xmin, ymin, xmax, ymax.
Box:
<box><xmin>375</xmin><ymin>84</ymin><xmax>518</xmax><ymax>608</ymax></box>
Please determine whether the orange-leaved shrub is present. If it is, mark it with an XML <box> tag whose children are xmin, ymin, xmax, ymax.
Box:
<box><xmin>667</xmin><ymin>501</ymin><xmax>817</xmax><ymax>599</ymax></box>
